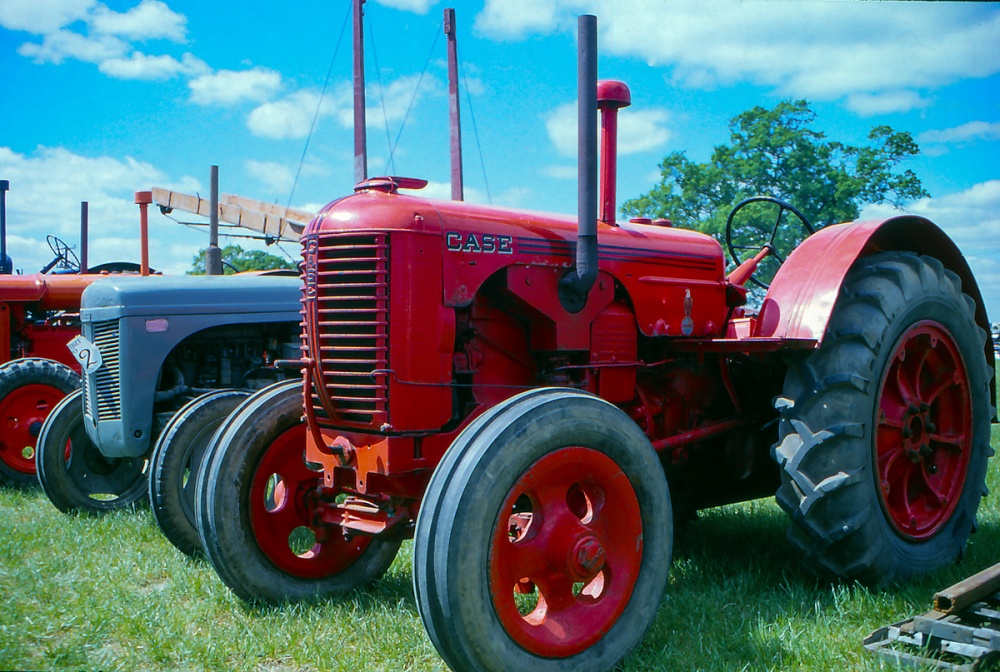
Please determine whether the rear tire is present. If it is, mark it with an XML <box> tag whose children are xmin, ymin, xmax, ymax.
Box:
<box><xmin>196</xmin><ymin>380</ymin><xmax>401</xmax><ymax>603</ymax></box>
<box><xmin>36</xmin><ymin>389</ymin><xmax>148</xmax><ymax>514</ymax></box>
<box><xmin>0</xmin><ymin>358</ymin><xmax>79</xmax><ymax>488</ymax></box>
<box><xmin>773</xmin><ymin>252</ymin><xmax>993</xmax><ymax>584</ymax></box>
<box><xmin>149</xmin><ymin>389</ymin><xmax>250</xmax><ymax>557</ymax></box>
<box><xmin>413</xmin><ymin>388</ymin><xmax>672</xmax><ymax>672</ymax></box>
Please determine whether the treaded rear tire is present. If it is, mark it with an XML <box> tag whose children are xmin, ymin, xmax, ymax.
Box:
<box><xmin>0</xmin><ymin>358</ymin><xmax>79</xmax><ymax>488</ymax></box>
<box><xmin>773</xmin><ymin>252</ymin><xmax>993</xmax><ymax>584</ymax></box>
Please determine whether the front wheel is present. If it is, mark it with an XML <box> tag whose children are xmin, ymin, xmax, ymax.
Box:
<box><xmin>0</xmin><ymin>358</ymin><xmax>79</xmax><ymax>488</ymax></box>
<box><xmin>36</xmin><ymin>389</ymin><xmax>148</xmax><ymax>514</ymax></box>
<box><xmin>196</xmin><ymin>380</ymin><xmax>401</xmax><ymax>604</ymax></box>
<box><xmin>773</xmin><ymin>252</ymin><xmax>994</xmax><ymax>584</ymax></box>
<box><xmin>149</xmin><ymin>389</ymin><xmax>250</xmax><ymax>557</ymax></box>
<box><xmin>413</xmin><ymin>388</ymin><xmax>672</xmax><ymax>672</ymax></box>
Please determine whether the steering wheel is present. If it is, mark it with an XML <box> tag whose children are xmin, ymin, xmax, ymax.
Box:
<box><xmin>44</xmin><ymin>235</ymin><xmax>82</xmax><ymax>273</ymax></box>
<box><xmin>725</xmin><ymin>196</ymin><xmax>814</xmax><ymax>289</ymax></box>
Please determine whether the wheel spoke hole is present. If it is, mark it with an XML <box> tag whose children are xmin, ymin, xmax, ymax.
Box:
<box><xmin>507</xmin><ymin>494</ymin><xmax>535</xmax><ymax>543</ymax></box>
<box><xmin>566</xmin><ymin>481</ymin><xmax>603</xmax><ymax>524</ymax></box>
<box><xmin>513</xmin><ymin>577</ymin><xmax>545</xmax><ymax>621</ymax></box>
<box><xmin>288</xmin><ymin>526</ymin><xmax>318</xmax><ymax>558</ymax></box>
<box><xmin>21</xmin><ymin>446</ymin><xmax>34</xmax><ymax>460</ymax></box>
<box><xmin>264</xmin><ymin>473</ymin><xmax>288</xmax><ymax>512</ymax></box>
<box><xmin>574</xmin><ymin>571</ymin><xmax>606</xmax><ymax>602</ymax></box>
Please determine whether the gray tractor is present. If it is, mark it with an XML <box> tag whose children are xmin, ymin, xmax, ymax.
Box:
<box><xmin>35</xmin><ymin>272</ymin><xmax>302</xmax><ymax>556</ymax></box>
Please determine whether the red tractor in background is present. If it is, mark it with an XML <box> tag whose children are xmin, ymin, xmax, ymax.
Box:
<box><xmin>0</xmin><ymin>181</ymin><xmax>146</xmax><ymax>487</ymax></box>
<box><xmin>195</xmin><ymin>16</ymin><xmax>995</xmax><ymax>672</ymax></box>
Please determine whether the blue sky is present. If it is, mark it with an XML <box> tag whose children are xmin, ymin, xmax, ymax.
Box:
<box><xmin>2</xmin><ymin>0</ymin><xmax>999</xmax><ymax>317</ymax></box>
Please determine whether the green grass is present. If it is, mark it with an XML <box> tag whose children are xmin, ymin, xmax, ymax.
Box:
<box><xmin>3</xmin><ymin>423</ymin><xmax>1000</xmax><ymax>671</ymax></box>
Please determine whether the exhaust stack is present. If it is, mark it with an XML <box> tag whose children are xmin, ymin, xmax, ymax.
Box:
<box><xmin>559</xmin><ymin>14</ymin><xmax>598</xmax><ymax>313</ymax></box>
<box><xmin>0</xmin><ymin>179</ymin><xmax>9</xmax><ymax>274</ymax></box>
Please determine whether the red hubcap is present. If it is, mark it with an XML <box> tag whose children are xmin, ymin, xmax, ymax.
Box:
<box><xmin>875</xmin><ymin>321</ymin><xmax>972</xmax><ymax>540</ymax></box>
<box><xmin>249</xmin><ymin>424</ymin><xmax>371</xmax><ymax>578</ymax></box>
<box><xmin>0</xmin><ymin>384</ymin><xmax>67</xmax><ymax>474</ymax></box>
<box><xmin>488</xmin><ymin>447</ymin><xmax>642</xmax><ymax>658</ymax></box>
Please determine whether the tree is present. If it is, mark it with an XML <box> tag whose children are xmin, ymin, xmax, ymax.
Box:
<box><xmin>621</xmin><ymin>100</ymin><xmax>929</xmax><ymax>243</ymax></box>
<box><xmin>188</xmin><ymin>244</ymin><xmax>295</xmax><ymax>275</ymax></box>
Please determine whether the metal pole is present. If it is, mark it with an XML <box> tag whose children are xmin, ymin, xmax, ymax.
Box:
<box><xmin>353</xmin><ymin>0</ymin><xmax>367</xmax><ymax>184</ymax></box>
<box><xmin>206</xmin><ymin>165</ymin><xmax>223</xmax><ymax>275</ymax></box>
<box><xmin>80</xmin><ymin>201</ymin><xmax>89</xmax><ymax>273</ymax></box>
<box><xmin>0</xmin><ymin>179</ymin><xmax>9</xmax><ymax>274</ymax></box>
<box><xmin>134</xmin><ymin>191</ymin><xmax>152</xmax><ymax>276</ymax></box>
<box><xmin>445</xmin><ymin>8</ymin><xmax>463</xmax><ymax>201</ymax></box>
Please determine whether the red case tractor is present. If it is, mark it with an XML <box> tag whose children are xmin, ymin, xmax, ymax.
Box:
<box><xmin>196</xmin><ymin>16</ymin><xmax>995</xmax><ymax>671</ymax></box>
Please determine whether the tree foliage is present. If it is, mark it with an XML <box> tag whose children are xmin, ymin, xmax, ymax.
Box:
<box><xmin>621</xmin><ymin>100</ymin><xmax>929</xmax><ymax>241</ymax></box>
<box><xmin>188</xmin><ymin>244</ymin><xmax>294</xmax><ymax>275</ymax></box>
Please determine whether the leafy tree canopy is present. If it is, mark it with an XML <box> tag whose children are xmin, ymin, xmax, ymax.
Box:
<box><xmin>621</xmin><ymin>100</ymin><xmax>929</xmax><ymax>243</ymax></box>
<box><xmin>188</xmin><ymin>244</ymin><xmax>294</xmax><ymax>275</ymax></box>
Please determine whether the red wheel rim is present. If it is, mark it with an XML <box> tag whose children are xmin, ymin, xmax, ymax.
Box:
<box><xmin>875</xmin><ymin>321</ymin><xmax>972</xmax><ymax>540</ymax></box>
<box><xmin>249</xmin><ymin>424</ymin><xmax>371</xmax><ymax>578</ymax></box>
<box><xmin>0</xmin><ymin>384</ymin><xmax>67</xmax><ymax>475</ymax></box>
<box><xmin>488</xmin><ymin>446</ymin><xmax>642</xmax><ymax>658</ymax></box>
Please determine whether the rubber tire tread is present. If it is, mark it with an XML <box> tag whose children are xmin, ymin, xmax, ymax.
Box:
<box><xmin>772</xmin><ymin>251</ymin><xmax>994</xmax><ymax>585</ymax></box>
<box><xmin>0</xmin><ymin>357</ymin><xmax>79</xmax><ymax>488</ymax></box>
<box><xmin>36</xmin><ymin>389</ymin><xmax>148</xmax><ymax>514</ymax></box>
<box><xmin>149</xmin><ymin>389</ymin><xmax>250</xmax><ymax>557</ymax></box>
<box><xmin>413</xmin><ymin>387</ymin><xmax>673</xmax><ymax>672</ymax></box>
<box><xmin>196</xmin><ymin>380</ymin><xmax>401</xmax><ymax>604</ymax></box>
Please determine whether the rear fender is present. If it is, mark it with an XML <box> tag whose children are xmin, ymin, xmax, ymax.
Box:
<box><xmin>755</xmin><ymin>215</ymin><xmax>995</xmax><ymax>408</ymax></box>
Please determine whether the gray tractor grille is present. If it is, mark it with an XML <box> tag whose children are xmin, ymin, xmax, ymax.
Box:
<box><xmin>83</xmin><ymin>319</ymin><xmax>122</xmax><ymax>421</ymax></box>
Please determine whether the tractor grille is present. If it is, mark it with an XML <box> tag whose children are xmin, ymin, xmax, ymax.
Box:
<box><xmin>303</xmin><ymin>232</ymin><xmax>389</xmax><ymax>428</ymax></box>
<box><xmin>84</xmin><ymin>319</ymin><xmax>122</xmax><ymax>421</ymax></box>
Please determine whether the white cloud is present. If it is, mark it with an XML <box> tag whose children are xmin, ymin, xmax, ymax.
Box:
<box><xmin>9</xmin><ymin>0</ymin><xmax>196</xmax><ymax>82</ymax></box>
<box><xmin>618</xmin><ymin>108</ymin><xmax>671</xmax><ymax>155</ymax></box>
<box><xmin>0</xmin><ymin>145</ymin><xmax>204</xmax><ymax>273</ymax></box>
<box><xmin>545</xmin><ymin>101</ymin><xmax>671</xmax><ymax>157</ymax></box>
<box><xmin>373</xmin><ymin>0</ymin><xmax>437</xmax><ymax>15</ymax></box>
<box><xmin>475</xmin><ymin>1</ymin><xmax>1000</xmax><ymax>111</ymax></box>
<box><xmin>99</xmin><ymin>51</ymin><xmax>207</xmax><ymax>80</ymax></box>
<box><xmin>474</xmin><ymin>0</ymin><xmax>562</xmax><ymax>40</ymax></box>
<box><xmin>189</xmin><ymin>68</ymin><xmax>283</xmax><ymax>106</ymax></box>
<box><xmin>0</xmin><ymin>0</ymin><xmax>95</xmax><ymax>34</ymax></box>
<box><xmin>247</xmin><ymin>74</ymin><xmax>443</xmax><ymax>140</ymax></box>
<box><xmin>247</xmin><ymin>90</ymin><xmax>336</xmax><ymax>140</ymax></box>
<box><xmin>920</xmin><ymin>121</ymin><xmax>1000</xmax><ymax>145</ymax></box>
<box><xmin>18</xmin><ymin>29</ymin><xmax>128</xmax><ymax>64</ymax></box>
<box><xmin>245</xmin><ymin>160</ymin><xmax>295</xmax><ymax>193</ymax></box>
<box><xmin>860</xmin><ymin>180</ymin><xmax>1000</xmax><ymax>320</ymax></box>
<box><xmin>89</xmin><ymin>0</ymin><xmax>186</xmax><ymax>42</ymax></box>
<box><xmin>845</xmin><ymin>90</ymin><xmax>930</xmax><ymax>116</ymax></box>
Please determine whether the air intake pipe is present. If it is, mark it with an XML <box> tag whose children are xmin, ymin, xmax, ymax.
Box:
<box><xmin>559</xmin><ymin>14</ymin><xmax>599</xmax><ymax>313</ymax></box>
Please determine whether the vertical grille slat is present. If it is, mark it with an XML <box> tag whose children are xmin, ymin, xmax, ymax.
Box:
<box><xmin>302</xmin><ymin>232</ymin><xmax>389</xmax><ymax>428</ymax></box>
<box><xmin>84</xmin><ymin>320</ymin><xmax>122</xmax><ymax>421</ymax></box>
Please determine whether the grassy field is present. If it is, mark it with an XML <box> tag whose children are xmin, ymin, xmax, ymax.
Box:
<box><xmin>3</xmin><ymin>422</ymin><xmax>1000</xmax><ymax>671</ymax></box>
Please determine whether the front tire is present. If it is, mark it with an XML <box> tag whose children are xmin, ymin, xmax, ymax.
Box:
<box><xmin>149</xmin><ymin>389</ymin><xmax>250</xmax><ymax>557</ymax></box>
<box><xmin>413</xmin><ymin>388</ymin><xmax>672</xmax><ymax>672</ymax></box>
<box><xmin>36</xmin><ymin>389</ymin><xmax>148</xmax><ymax>514</ymax></box>
<box><xmin>196</xmin><ymin>380</ymin><xmax>401</xmax><ymax>603</ymax></box>
<box><xmin>0</xmin><ymin>358</ymin><xmax>79</xmax><ymax>488</ymax></box>
<box><xmin>773</xmin><ymin>252</ymin><xmax>994</xmax><ymax>584</ymax></box>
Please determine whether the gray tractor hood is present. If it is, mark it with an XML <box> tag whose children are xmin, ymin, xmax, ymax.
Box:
<box><xmin>81</xmin><ymin>273</ymin><xmax>302</xmax><ymax>319</ymax></box>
